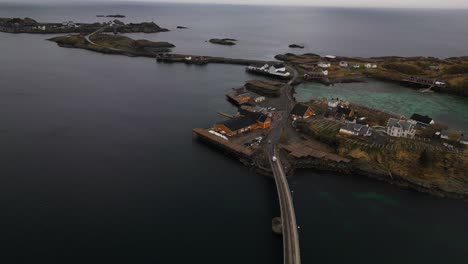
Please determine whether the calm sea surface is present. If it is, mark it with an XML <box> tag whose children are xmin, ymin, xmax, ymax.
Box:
<box><xmin>0</xmin><ymin>3</ymin><xmax>467</xmax><ymax>264</ymax></box>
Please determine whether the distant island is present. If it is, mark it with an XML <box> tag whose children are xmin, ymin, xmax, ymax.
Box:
<box><xmin>209</xmin><ymin>38</ymin><xmax>237</xmax><ymax>46</ymax></box>
<box><xmin>97</xmin><ymin>14</ymin><xmax>126</xmax><ymax>18</ymax></box>
<box><xmin>0</xmin><ymin>17</ymin><xmax>168</xmax><ymax>34</ymax></box>
<box><xmin>289</xmin><ymin>44</ymin><xmax>304</xmax><ymax>49</ymax></box>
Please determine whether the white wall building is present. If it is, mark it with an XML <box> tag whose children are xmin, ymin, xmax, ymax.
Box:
<box><xmin>386</xmin><ymin>118</ymin><xmax>416</xmax><ymax>138</ymax></box>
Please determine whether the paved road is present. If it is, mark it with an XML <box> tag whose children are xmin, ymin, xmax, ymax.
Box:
<box><xmin>84</xmin><ymin>24</ymin><xmax>109</xmax><ymax>46</ymax></box>
<box><xmin>83</xmin><ymin>23</ymin><xmax>123</xmax><ymax>52</ymax></box>
<box><xmin>266</xmin><ymin>66</ymin><xmax>301</xmax><ymax>264</ymax></box>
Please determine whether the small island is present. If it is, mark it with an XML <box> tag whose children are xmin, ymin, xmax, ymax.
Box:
<box><xmin>209</xmin><ymin>38</ymin><xmax>237</xmax><ymax>46</ymax></box>
<box><xmin>49</xmin><ymin>34</ymin><xmax>175</xmax><ymax>56</ymax></box>
<box><xmin>0</xmin><ymin>17</ymin><xmax>169</xmax><ymax>34</ymax></box>
<box><xmin>289</xmin><ymin>44</ymin><xmax>304</xmax><ymax>49</ymax></box>
<box><xmin>177</xmin><ymin>26</ymin><xmax>188</xmax><ymax>29</ymax></box>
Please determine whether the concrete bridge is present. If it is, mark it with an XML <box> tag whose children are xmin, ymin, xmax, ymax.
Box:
<box><xmin>266</xmin><ymin>66</ymin><xmax>301</xmax><ymax>264</ymax></box>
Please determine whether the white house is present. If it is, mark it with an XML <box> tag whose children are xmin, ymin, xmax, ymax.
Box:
<box><xmin>339</xmin><ymin>61</ymin><xmax>348</xmax><ymax>67</ymax></box>
<box><xmin>254</xmin><ymin>96</ymin><xmax>266</xmax><ymax>103</ymax></box>
<box><xmin>269</xmin><ymin>64</ymin><xmax>286</xmax><ymax>73</ymax></box>
<box><xmin>317</xmin><ymin>62</ymin><xmax>331</xmax><ymax>68</ymax></box>
<box><xmin>62</xmin><ymin>21</ymin><xmax>76</xmax><ymax>27</ymax></box>
<box><xmin>268</xmin><ymin>64</ymin><xmax>290</xmax><ymax>77</ymax></box>
<box><xmin>339</xmin><ymin>123</ymin><xmax>372</xmax><ymax>137</ymax></box>
<box><xmin>248</xmin><ymin>64</ymin><xmax>290</xmax><ymax>78</ymax></box>
<box><xmin>461</xmin><ymin>135</ymin><xmax>468</xmax><ymax>145</ymax></box>
<box><xmin>365</xmin><ymin>63</ymin><xmax>378</xmax><ymax>68</ymax></box>
<box><xmin>322</xmin><ymin>70</ymin><xmax>329</xmax><ymax>76</ymax></box>
<box><xmin>328</xmin><ymin>98</ymin><xmax>340</xmax><ymax>108</ymax></box>
<box><xmin>325</xmin><ymin>55</ymin><xmax>337</xmax><ymax>60</ymax></box>
<box><xmin>352</xmin><ymin>64</ymin><xmax>361</xmax><ymax>69</ymax></box>
<box><xmin>386</xmin><ymin>118</ymin><xmax>416</xmax><ymax>138</ymax></box>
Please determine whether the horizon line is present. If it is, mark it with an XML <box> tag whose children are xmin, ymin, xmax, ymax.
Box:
<box><xmin>1</xmin><ymin>0</ymin><xmax>468</xmax><ymax>10</ymax></box>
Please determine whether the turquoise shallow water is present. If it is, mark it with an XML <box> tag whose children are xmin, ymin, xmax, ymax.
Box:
<box><xmin>295</xmin><ymin>81</ymin><xmax>468</xmax><ymax>132</ymax></box>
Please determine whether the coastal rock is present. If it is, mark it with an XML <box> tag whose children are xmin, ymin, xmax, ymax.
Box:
<box><xmin>272</xmin><ymin>217</ymin><xmax>283</xmax><ymax>235</ymax></box>
<box><xmin>289</xmin><ymin>44</ymin><xmax>304</xmax><ymax>49</ymax></box>
<box><xmin>177</xmin><ymin>26</ymin><xmax>188</xmax><ymax>29</ymax></box>
<box><xmin>106</xmin><ymin>14</ymin><xmax>125</xmax><ymax>18</ymax></box>
<box><xmin>209</xmin><ymin>38</ymin><xmax>237</xmax><ymax>46</ymax></box>
<box><xmin>245</xmin><ymin>80</ymin><xmax>284</xmax><ymax>97</ymax></box>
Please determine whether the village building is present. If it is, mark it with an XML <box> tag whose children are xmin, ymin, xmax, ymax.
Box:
<box><xmin>328</xmin><ymin>98</ymin><xmax>340</xmax><ymax>108</ymax></box>
<box><xmin>291</xmin><ymin>104</ymin><xmax>314</xmax><ymax>119</ymax></box>
<box><xmin>317</xmin><ymin>62</ymin><xmax>331</xmax><ymax>68</ymax></box>
<box><xmin>246</xmin><ymin>64</ymin><xmax>291</xmax><ymax>78</ymax></box>
<box><xmin>254</xmin><ymin>96</ymin><xmax>266</xmax><ymax>103</ymax></box>
<box><xmin>213</xmin><ymin>112</ymin><xmax>271</xmax><ymax>136</ymax></box>
<box><xmin>352</xmin><ymin>64</ymin><xmax>360</xmax><ymax>69</ymax></box>
<box><xmin>339</xmin><ymin>123</ymin><xmax>372</xmax><ymax>137</ymax></box>
<box><xmin>324</xmin><ymin>55</ymin><xmax>337</xmax><ymax>61</ymax></box>
<box><xmin>240</xmin><ymin>105</ymin><xmax>269</xmax><ymax>115</ymax></box>
<box><xmin>364</xmin><ymin>63</ymin><xmax>377</xmax><ymax>69</ymax></box>
<box><xmin>339</xmin><ymin>61</ymin><xmax>348</xmax><ymax>67</ymax></box>
<box><xmin>62</xmin><ymin>21</ymin><xmax>77</xmax><ymax>27</ymax></box>
<box><xmin>237</xmin><ymin>93</ymin><xmax>251</xmax><ymax>103</ymax></box>
<box><xmin>345</xmin><ymin>116</ymin><xmax>356</xmax><ymax>123</ymax></box>
<box><xmin>386</xmin><ymin>118</ymin><xmax>416</xmax><ymax>138</ymax></box>
<box><xmin>268</xmin><ymin>64</ymin><xmax>286</xmax><ymax>73</ymax></box>
<box><xmin>410</xmin><ymin>113</ymin><xmax>435</xmax><ymax>127</ymax></box>
<box><xmin>461</xmin><ymin>135</ymin><xmax>468</xmax><ymax>145</ymax></box>
<box><xmin>226</xmin><ymin>88</ymin><xmax>252</xmax><ymax>106</ymax></box>
<box><xmin>304</xmin><ymin>72</ymin><xmax>325</xmax><ymax>80</ymax></box>
<box><xmin>335</xmin><ymin>106</ymin><xmax>354</xmax><ymax>119</ymax></box>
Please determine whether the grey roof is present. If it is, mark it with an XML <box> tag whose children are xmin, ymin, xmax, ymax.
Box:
<box><xmin>220</xmin><ymin>112</ymin><xmax>269</xmax><ymax>131</ymax></box>
<box><xmin>410</xmin><ymin>114</ymin><xmax>433</xmax><ymax>125</ymax></box>
<box><xmin>336</xmin><ymin>106</ymin><xmax>352</xmax><ymax>116</ymax></box>
<box><xmin>387</xmin><ymin>118</ymin><xmax>413</xmax><ymax>131</ymax></box>
<box><xmin>341</xmin><ymin>123</ymin><xmax>371</xmax><ymax>136</ymax></box>
<box><xmin>221</xmin><ymin>116</ymin><xmax>257</xmax><ymax>131</ymax></box>
<box><xmin>291</xmin><ymin>104</ymin><xmax>310</xmax><ymax>116</ymax></box>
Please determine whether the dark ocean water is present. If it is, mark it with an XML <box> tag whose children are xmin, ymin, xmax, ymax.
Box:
<box><xmin>0</xmin><ymin>3</ymin><xmax>468</xmax><ymax>264</ymax></box>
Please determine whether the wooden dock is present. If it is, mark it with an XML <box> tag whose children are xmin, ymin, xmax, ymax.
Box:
<box><xmin>192</xmin><ymin>128</ymin><xmax>254</xmax><ymax>158</ymax></box>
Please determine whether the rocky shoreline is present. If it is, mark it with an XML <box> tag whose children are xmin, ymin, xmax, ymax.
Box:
<box><xmin>276</xmin><ymin>52</ymin><xmax>468</xmax><ymax>97</ymax></box>
<box><xmin>194</xmin><ymin>129</ymin><xmax>467</xmax><ymax>200</ymax></box>
<box><xmin>0</xmin><ymin>17</ymin><xmax>168</xmax><ymax>34</ymax></box>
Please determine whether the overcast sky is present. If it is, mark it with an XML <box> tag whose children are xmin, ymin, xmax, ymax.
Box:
<box><xmin>3</xmin><ymin>0</ymin><xmax>468</xmax><ymax>9</ymax></box>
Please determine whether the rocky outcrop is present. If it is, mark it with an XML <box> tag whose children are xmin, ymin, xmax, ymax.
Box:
<box><xmin>48</xmin><ymin>34</ymin><xmax>175</xmax><ymax>56</ymax></box>
<box><xmin>209</xmin><ymin>38</ymin><xmax>237</xmax><ymax>46</ymax></box>
<box><xmin>272</xmin><ymin>217</ymin><xmax>282</xmax><ymax>235</ymax></box>
<box><xmin>289</xmin><ymin>44</ymin><xmax>304</xmax><ymax>49</ymax></box>
<box><xmin>244</xmin><ymin>80</ymin><xmax>284</xmax><ymax>97</ymax></box>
